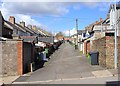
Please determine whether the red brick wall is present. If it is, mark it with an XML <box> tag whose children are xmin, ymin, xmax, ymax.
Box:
<box><xmin>91</xmin><ymin>37</ymin><xmax>106</xmax><ymax>67</ymax></box>
<box><xmin>84</xmin><ymin>41</ymin><xmax>90</xmax><ymax>54</ymax></box>
<box><xmin>84</xmin><ymin>42</ymin><xmax>87</xmax><ymax>54</ymax></box>
<box><xmin>17</xmin><ymin>41</ymin><xmax>23</xmax><ymax>75</ymax></box>
<box><xmin>87</xmin><ymin>41</ymin><xmax>90</xmax><ymax>53</ymax></box>
<box><xmin>91</xmin><ymin>36</ymin><xmax>117</xmax><ymax>69</ymax></box>
<box><xmin>105</xmin><ymin>36</ymin><xmax>114</xmax><ymax>68</ymax></box>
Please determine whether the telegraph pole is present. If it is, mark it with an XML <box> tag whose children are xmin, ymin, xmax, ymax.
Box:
<box><xmin>75</xmin><ymin>18</ymin><xmax>78</xmax><ymax>49</ymax></box>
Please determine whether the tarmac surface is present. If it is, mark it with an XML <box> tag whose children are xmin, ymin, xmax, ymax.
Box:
<box><xmin>13</xmin><ymin>42</ymin><xmax>118</xmax><ymax>84</ymax></box>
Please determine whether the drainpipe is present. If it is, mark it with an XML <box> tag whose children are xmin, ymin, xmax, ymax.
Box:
<box><xmin>114</xmin><ymin>1</ymin><xmax>118</xmax><ymax>69</ymax></box>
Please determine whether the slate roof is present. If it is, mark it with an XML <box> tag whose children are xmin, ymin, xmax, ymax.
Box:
<box><xmin>20</xmin><ymin>36</ymin><xmax>38</xmax><ymax>43</ymax></box>
<box><xmin>38</xmin><ymin>36</ymin><xmax>54</xmax><ymax>43</ymax></box>
<box><xmin>4</xmin><ymin>20</ymin><xmax>26</xmax><ymax>32</ymax></box>
<box><xmin>108</xmin><ymin>3</ymin><xmax>120</xmax><ymax>13</ymax></box>
<box><xmin>77</xmin><ymin>30</ymin><xmax>86</xmax><ymax>35</ymax></box>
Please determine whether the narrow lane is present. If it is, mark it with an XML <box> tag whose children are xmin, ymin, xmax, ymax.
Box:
<box><xmin>15</xmin><ymin>42</ymin><xmax>104</xmax><ymax>82</ymax></box>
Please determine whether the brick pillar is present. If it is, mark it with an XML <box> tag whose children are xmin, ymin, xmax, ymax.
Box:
<box><xmin>84</xmin><ymin>42</ymin><xmax>87</xmax><ymax>54</ymax></box>
<box><xmin>87</xmin><ymin>41</ymin><xmax>90</xmax><ymax>53</ymax></box>
<box><xmin>17</xmin><ymin>41</ymin><xmax>23</xmax><ymax>75</ymax></box>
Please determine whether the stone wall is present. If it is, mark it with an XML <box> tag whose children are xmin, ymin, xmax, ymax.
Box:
<box><xmin>0</xmin><ymin>42</ymin><xmax>2</xmax><ymax>76</ymax></box>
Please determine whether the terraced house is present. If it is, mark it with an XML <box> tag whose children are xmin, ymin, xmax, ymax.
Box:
<box><xmin>0</xmin><ymin>11</ymin><xmax>53</xmax><ymax>76</ymax></box>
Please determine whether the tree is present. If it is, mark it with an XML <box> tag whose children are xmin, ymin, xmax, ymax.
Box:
<box><xmin>55</xmin><ymin>32</ymin><xmax>64</xmax><ymax>37</ymax></box>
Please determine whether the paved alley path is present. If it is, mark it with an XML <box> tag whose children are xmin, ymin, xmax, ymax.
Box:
<box><xmin>14</xmin><ymin>42</ymin><xmax>107</xmax><ymax>83</ymax></box>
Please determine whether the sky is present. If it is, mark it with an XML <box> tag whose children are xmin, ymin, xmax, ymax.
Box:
<box><xmin>0</xmin><ymin>0</ymin><xmax>115</xmax><ymax>36</ymax></box>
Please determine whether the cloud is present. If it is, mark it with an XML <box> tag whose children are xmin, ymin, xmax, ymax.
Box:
<box><xmin>63</xmin><ymin>28</ymin><xmax>77</xmax><ymax>36</ymax></box>
<box><xmin>0</xmin><ymin>6</ymin><xmax>44</xmax><ymax>27</ymax></box>
<box><xmin>2</xmin><ymin>0</ymin><xmax>118</xmax><ymax>2</ymax></box>
<box><xmin>0</xmin><ymin>2</ymin><xmax>59</xmax><ymax>29</ymax></box>
<box><xmin>1</xmin><ymin>2</ymin><xmax>69</xmax><ymax>16</ymax></box>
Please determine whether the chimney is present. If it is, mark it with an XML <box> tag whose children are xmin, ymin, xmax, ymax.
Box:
<box><xmin>32</xmin><ymin>25</ymin><xmax>36</xmax><ymax>30</ymax></box>
<box><xmin>9</xmin><ymin>16</ymin><xmax>15</xmax><ymax>24</ymax></box>
<box><xmin>20</xmin><ymin>21</ymin><xmax>25</xmax><ymax>27</ymax></box>
<box><xmin>100</xmin><ymin>18</ymin><xmax>102</xmax><ymax>22</ymax></box>
<box><xmin>96</xmin><ymin>21</ymin><xmax>99</xmax><ymax>24</ymax></box>
<box><xmin>27</xmin><ymin>24</ymin><xmax>32</xmax><ymax>29</ymax></box>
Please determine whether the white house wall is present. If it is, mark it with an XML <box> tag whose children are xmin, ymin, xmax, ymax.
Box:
<box><xmin>110</xmin><ymin>7</ymin><xmax>120</xmax><ymax>36</ymax></box>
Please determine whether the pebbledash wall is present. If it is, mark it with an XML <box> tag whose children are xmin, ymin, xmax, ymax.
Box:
<box><xmin>0</xmin><ymin>39</ymin><xmax>32</xmax><ymax>76</ymax></box>
<box><xmin>1</xmin><ymin>40</ymin><xmax>22</xmax><ymax>76</ymax></box>
<box><xmin>91</xmin><ymin>36</ymin><xmax>120</xmax><ymax>69</ymax></box>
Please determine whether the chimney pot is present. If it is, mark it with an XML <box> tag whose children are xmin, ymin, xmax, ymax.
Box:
<box><xmin>9</xmin><ymin>16</ymin><xmax>15</xmax><ymax>24</ymax></box>
<box><xmin>100</xmin><ymin>18</ymin><xmax>102</xmax><ymax>22</ymax></box>
<box><xmin>96</xmin><ymin>21</ymin><xmax>99</xmax><ymax>24</ymax></box>
<box><xmin>20</xmin><ymin>21</ymin><xmax>25</xmax><ymax>27</ymax></box>
<box><xmin>27</xmin><ymin>24</ymin><xmax>32</xmax><ymax>29</ymax></box>
<box><xmin>32</xmin><ymin>25</ymin><xmax>36</xmax><ymax>30</ymax></box>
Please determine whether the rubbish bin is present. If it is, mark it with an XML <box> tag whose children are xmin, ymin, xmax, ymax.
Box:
<box><xmin>89</xmin><ymin>51</ymin><xmax>99</xmax><ymax>65</ymax></box>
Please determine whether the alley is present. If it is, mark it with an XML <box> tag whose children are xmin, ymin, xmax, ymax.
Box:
<box><xmin>14</xmin><ymin>42</ymin><xmax>108</xmax><ymax>84</ymax></box>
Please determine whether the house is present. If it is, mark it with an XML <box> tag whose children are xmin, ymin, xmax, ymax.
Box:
<box><xmin>91</xmin><ymin>18</ymin><xmax>112</xmax><ymax>40</ymax></box>
<box><xmin>0</xmin><ymin>11</ymin><xmax>13</xmax><ymax>39</ymax></box>
<box><xmin>109</xmin><ymin>3</ymin><xmax>120</xmax><ymax>36</ymax></box>
<box><xmin>77</xmin><ymin>30</ymin><xmax>85</xmax><ymax>51</ymax></box>
<box><xmin>8</xmin><ymin>16</ymin><xmax>27</xmax><ymax>37</ymax></box>
<box><xmin>19</xmin><ymin>21</ymin><xmax>35</xmax><ymax>36</ymax></box>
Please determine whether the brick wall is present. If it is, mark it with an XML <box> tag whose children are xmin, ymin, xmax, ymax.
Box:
<box><xmin>17</xmin><ymin>41</ymin><xmax>23</xmax><ymax>75</ymax></box>
<box><xmin>91</xmin><ymin>37</ymin><xmax>106</xmax><ymax>67</ymax></box>
<box><xmin>118</xmin><ymin>37</ymin><xmax>120</xmax><ymax>70</ymax></box>
<box><xmin>91</xmin><ymin>36</ymin><xmax>120</xmax><ymax>69</ymax></box>
<box><xmin>84</xmin><ymin>42</ymin><xmax>87</xmax><ymax>54</ymax></box>
<box><xmin>105</xmin><ymin>36</ymin><xmax>114</xmax><ymax>69</ymax></box>
<box><xmin>87</xmin><ymin>41</ymin><xmax>90</xmax><ymax>53</ymax></box>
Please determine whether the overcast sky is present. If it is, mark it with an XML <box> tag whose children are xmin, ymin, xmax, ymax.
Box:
<box><xmin>0</xmin><ymin>0</ymin><xmax>116</xmax><ymax>36</ymax></box>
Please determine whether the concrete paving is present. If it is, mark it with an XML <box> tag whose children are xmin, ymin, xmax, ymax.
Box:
<box><xmin>13</xmin><ymin>42</ymin><xmax>117</xmax><ymax>84</ymax></box>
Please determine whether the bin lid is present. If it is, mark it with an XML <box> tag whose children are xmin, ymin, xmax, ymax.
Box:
<box><xmin>89</xmin><ymin>51</ymin><xmax>99</xmax><ymax>54</ymax></box>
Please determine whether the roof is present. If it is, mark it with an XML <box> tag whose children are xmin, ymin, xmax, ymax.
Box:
<box><xmin>38</xmin><ymin>28</ymin><xmax>52</xmax><ymax>36</ymax></box>
<box><xmin>38</xmin><ymin>36</ymin><xmax>54</xmax><ymax>43</ymax></box>
<box><xmin>4</xmin><ymin>21</ymin><xmax>13</xmax><ymax>30</ymax></box>
<box><xmin>108</xmin><ymin>3</ymin><xmax>120</xmax><ymax>13</ymax></box>
<box><xmin>15</xmin><ymin>23</ymin><xmax>26</xmax><ymax>32</ymax></box>
<box><xmin>85</xmin><ymin>23</ymin><xmax>95</xmax><ymax>32</ymax></box>
<box><xmin>25</xmin><ymin>26</ymin><xmax>34</xmax><ymax>34</ymax></box>
<box><xmin>102</xmin><ymin>17</ymin><xmax>110</xmax><ymax>24</ymax></box>
<box><xmin>20</xmin><ymin>36</ymin><xmax>38</xmax><ymax>43</ymax></box>
<box><xmin>4</xmin><ymin>20</ymin><xmax>26</xmax><ymax>33</ymax></box>
<box><xmin>77</xmin><ymin>30</ymin><xmax>85</xmax><ymax>35</ymax></box>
